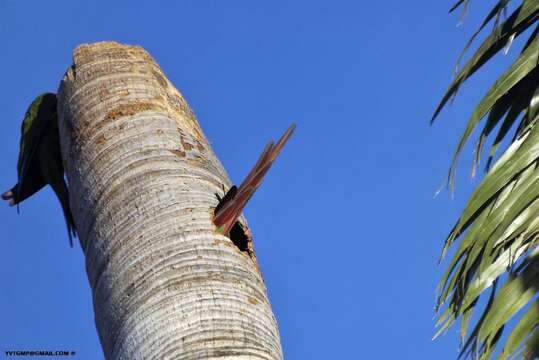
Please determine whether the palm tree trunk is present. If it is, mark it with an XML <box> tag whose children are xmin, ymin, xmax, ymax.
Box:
<box><xmin>57</xmin><ymin>41</ymin><xmax>282</xmax><ymax>360</ymax></box>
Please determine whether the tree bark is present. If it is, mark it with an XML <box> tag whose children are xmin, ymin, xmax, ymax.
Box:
<box><xmin>57</xmin><ymin>41</ymin><xmax>282</xmax><ymax>360</ymax></box>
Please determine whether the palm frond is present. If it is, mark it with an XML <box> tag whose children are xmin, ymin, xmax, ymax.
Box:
<box><xmin>434</xmin><ymin>1</ymin><xmax>539</xmax><ymax>359</ymax></box>
<box><xmin>432</xmin><ymin>0</ymin><xmax>539</xmax><ymax>124</ymax></box>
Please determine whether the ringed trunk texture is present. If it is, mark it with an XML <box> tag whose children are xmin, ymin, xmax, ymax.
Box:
<box><xmin>57</xmin><ymin>41</ymin><xmax>282</xmax><ymax>359</ymax></box>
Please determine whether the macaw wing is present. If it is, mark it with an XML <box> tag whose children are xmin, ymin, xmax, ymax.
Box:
<box><xmin>214</xmin><ymin>185</ymin><xmax>238</xmax><ymax>215</ymax></box>
<box><xmin>15</xmin><ymin>94</ymin><xmax>57</xmax><ymax>207</ymax></box>
<box><xmin>214</xmin><ymin>188</ymin><xmax>253</xmax><ymax>234</ymax></box>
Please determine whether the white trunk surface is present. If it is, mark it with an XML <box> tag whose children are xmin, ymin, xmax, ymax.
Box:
<box><xmin>57</xmin><ymin>42</ymin><xmax>282</xmax><ymax>360</ymax></box>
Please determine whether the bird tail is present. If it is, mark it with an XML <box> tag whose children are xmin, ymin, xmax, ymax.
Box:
<box><xmin>50</xmin><ymin>180</ymin><xmax>77</xmax><ymax>247</ymax></box>
<box><xmin>213</xmin><ymin>123</ymin><xmax>296</xmax><ymax>235</ymax></box>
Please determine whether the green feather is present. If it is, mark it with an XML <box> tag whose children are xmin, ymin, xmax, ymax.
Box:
<box><xmin>17</xmin><ymin>93</ymin><xmax>57</xmax><ymax>182</ymax></box>
<box><xmin>7</xmin><ymin>93</ymin><xmax>77</xmax><ymax>246</ymax></box>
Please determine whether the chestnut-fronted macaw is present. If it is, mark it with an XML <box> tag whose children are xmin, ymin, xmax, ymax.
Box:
<box><xmin>2</xmin><ymin>93</ymin><xmax>76</xmax><ymax>246</ymax></box>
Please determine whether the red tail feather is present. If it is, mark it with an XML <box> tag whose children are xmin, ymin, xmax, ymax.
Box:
<box><xmin>213</xmin><ymin>124</ymin><xmax>296</xmax><ymax>235</ymax></box>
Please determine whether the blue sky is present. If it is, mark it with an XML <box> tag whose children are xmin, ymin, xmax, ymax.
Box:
<box><xmin>0</xmin><ymin>1</ymin><xmax>513</xmax><ymax>359</ymax></box>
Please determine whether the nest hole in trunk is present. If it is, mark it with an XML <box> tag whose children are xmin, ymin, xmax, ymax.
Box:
<box><xmin>230</xmin><ymin>221</ymin><xmax>250</xmax><ymax>253</ymax></box>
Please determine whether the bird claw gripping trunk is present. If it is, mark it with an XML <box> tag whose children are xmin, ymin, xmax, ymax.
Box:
<box><xmin>57</xmin><ymin>42</ymin><xmax>283</xmax><ymax>359</ymax></box>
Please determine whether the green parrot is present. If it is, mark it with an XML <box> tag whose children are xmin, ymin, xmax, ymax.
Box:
<box><xmin>2</xmin><ymin>93</ymin><xmax>77</xmax><ymax>246</ymax></box>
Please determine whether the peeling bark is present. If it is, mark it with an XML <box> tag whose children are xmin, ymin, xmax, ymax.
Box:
<box><xmin>57</xmin><ymin>41</ymin><xmax>282</xmax><ymax>360</ymax></box>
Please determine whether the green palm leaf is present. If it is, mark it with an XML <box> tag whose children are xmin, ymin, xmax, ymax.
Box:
<box><xmin>434</xmin><ymin>1</ymin><xmax>539</xmax><ymax>359</ymax></box>
<box><xmin>432</xmin><ymin>0</ymin><xmax>539</xmax><ymax>123</ymax></box>
<box><xmin>499</xmin><ymin>299</ymin><xmax>539</xmax><ymax>359</ymax></box>
<box><xmin>446</xmin><ymin>37</ymin><xmax>539</xmax><ymax>191</ymax></box>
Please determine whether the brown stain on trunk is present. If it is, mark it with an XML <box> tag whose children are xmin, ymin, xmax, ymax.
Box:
<box><xmin>247</xmin><ymin>296</ymin><xmax>259</xmax><ymax>305</ymax></box>
<box><xmin>168</xmin><ymin>149</ymin><xmax>186</xmax><ymax>158</ymax></box>
<box><xmin>180</xmin><ymin>136</ymin><xmax>193</xmax><ymax>151</ymax></box>
<box><xmin>104</xmin><ymin>101</ymin><xmax>162</xmax><ymax>121</ymax></box>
